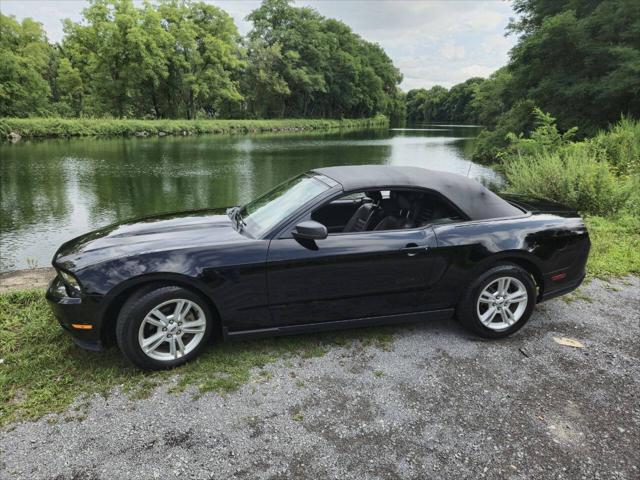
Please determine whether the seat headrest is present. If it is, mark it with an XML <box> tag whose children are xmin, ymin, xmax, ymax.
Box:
<box><xmin>395</xmin><ymin>193</ymin><xmax>412</xmax><ymax>210</ymax></box>
<box><xmin>365</xmin><ymin>190</ymin><xmax>382</xmax><ymax>203</ymax></box>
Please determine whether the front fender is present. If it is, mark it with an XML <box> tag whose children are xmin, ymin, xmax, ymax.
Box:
<box><xmin>103</xmin><ymin>271</ymin><xmax>215</xmax><ymax>301</ymax></box>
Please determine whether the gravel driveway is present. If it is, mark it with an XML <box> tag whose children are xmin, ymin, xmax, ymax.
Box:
<box><xmin>1</xmin><ymin>277</ymin><xmax>639</xmax><ymax>480</ymax></box>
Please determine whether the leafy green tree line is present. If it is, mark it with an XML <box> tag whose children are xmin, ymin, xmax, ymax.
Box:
<box><xmin>405</xmin><ymin>0</ymin><xmax>640</xmax><ymax>158</ymax></box>
<box><xmin>405</xmin><ymin>77</ymin><xmax>485</xmax><ymax>125</ymax></box>
<box><xmin>0</xmin><ymin>0</ymin><xmax>403</xmax><ymax>121</ymax></box>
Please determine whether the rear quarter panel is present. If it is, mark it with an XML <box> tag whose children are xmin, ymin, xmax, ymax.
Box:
<box><xmin>429</xmin><ymin>213</ymin><xmax>590</xmax><ymax>307</ymax></box>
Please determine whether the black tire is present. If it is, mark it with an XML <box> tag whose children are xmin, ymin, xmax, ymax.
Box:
<box><xmin>116</xmin><ymin>286</ymin><xmax>214</xmax><ymax>370</ymax></box>
<box><xmin>456</xmin><ymin>264</ymin><xmax>536</xmax><ymax>338</ymax></box>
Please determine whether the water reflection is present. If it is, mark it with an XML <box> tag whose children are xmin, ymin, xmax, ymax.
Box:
<box><xmin>0</xmin><ymin>125</ymin><xmax>498</xmax><ymax>270</ymax></box>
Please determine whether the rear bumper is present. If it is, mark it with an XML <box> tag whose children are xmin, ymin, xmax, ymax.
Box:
<box><xmin>539</xmin><ymin>272</ymin><xmax>586</xmax><ymax>302</ymax></box>
<box><xmin>539</xmin><ymin>228</ymin><xmax>590</xmax><ymax>302</ymax></box>
<box><xmin>46</xmin><ymin>276</ymin><xmax>106</xmax><ymax>351</ymax></box>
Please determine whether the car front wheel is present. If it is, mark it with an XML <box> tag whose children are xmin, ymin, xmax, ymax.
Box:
<box><xmin>116</xmin><ymin>286</ymin><xmax>213</xmax><ymax>370</ymax></box>
<box><xmin>457</xmin><ymin>264</ymin><xmax>536</xmax><ymax>338</ymax></box>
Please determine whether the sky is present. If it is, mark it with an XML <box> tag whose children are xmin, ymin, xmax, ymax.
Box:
<box><xmin>0</xmin><ymin>0</ymin><xmax>517</xmax><ymax>91</ymax></box>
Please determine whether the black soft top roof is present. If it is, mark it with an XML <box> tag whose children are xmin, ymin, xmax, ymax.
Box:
<box><xmin>312</xmin><ymin>165</ymin><xmax>522</xmax><ymax>221</ymax></box>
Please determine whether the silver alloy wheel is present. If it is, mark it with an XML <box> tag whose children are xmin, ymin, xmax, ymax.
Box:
<box><xmin>138</xmin><ymin>299</ymin><xmax>206</xmax><ymax>362</ymax></box>
<box><xmin>476</xmin><ymin>276</ymin><xmax>528</xmax><ymax>331</ymax></box>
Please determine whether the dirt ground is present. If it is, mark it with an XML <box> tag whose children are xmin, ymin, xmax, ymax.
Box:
<box><xmin>0</xmin><ymin>268</ymin><xmax>55</xmax><ymax>293</ymax></box>
<box><xmin>0</xmin><ymin>276</ymin><xmax>639</xmax><ymax>480</ymax></box>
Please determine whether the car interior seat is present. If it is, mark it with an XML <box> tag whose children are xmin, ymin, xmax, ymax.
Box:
<box><xmin>342</xmin><ymin>191</ymin><xmax>382</xmax><ymax>232</ymax></box>
<box><xmin>373</xmin><ymin>192</ymin><xmax>416</xmax><ymax>230</ymax></box>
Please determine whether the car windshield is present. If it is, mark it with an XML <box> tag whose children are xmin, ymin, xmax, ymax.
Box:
<box><xmin>238</xmin><ymin>173</ymin><xmax>332</xmax><ymax>237</ymax></box>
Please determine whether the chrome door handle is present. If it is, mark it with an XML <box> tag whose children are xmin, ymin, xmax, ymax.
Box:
<box><xmin>401</xmin><ymin>245</ymin><xmax>429</xmax><ymax>257</ymax></box>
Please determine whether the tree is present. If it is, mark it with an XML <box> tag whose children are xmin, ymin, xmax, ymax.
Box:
<box><xmin>245</xmin><ymin>0</ymin><xmax>401</xmax><ymax>118</ymax></box>
<box><xmin>2</xmin><ymin>0</ymin><xmax>402</xmax><ymax>120</ymax></box>
<box><xmin>443</xmin><ymin>77</ymin><xmax>484</xmax><ymax>123</ymax></box>
<box><xmin>470</xmin><ymin>68</ymin><xmax>512</xmax><ymax>127</ymax></box>
<box><xmin>243</xmin><ymin>39</ymin><xmax>290</xmax><ymax>117</ymax></box>
<box><xmin>62</xmin><ymin>0</ymin><xmax>167</xmax><ymax>117</ymax></box>
<box><xmin>155</xmin><ymin>0</ymin><xmax>244</xmax><ymax>119</ymax></box>
<box><xmin>60</xmin><ymin>0</ymin><xmax>243</xmax><ymax>119</ymax></box>
<box><xmin>507</xmin><ymin>0</ymin><xmax>640</xmax><ymax>134</ymax></box>
<box><xmin>0</xmin><ymin>14</ymin><xmax>52</xmax><ymax>116</ymax></box>
<box><xmin>53</xmin><ymin>57</ymin><xmax>83</xmax><ymax>116</ymax></box>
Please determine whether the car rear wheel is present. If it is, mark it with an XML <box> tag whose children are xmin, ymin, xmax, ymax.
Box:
<box><xmin>116</xmin><ymin>286</ymin><xmax>213</xmax><ymax>370</ymax></box>
<box><xmin>457</xmin><ymin>264</ymin><xmax>536</xmax><ymax>338</ymax></box>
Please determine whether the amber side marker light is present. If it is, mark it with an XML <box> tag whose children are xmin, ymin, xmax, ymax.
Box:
<box><xmin>551</xmin><ymin>272</ymin><xmax>567</xmax><ymax>281</ymax></box>
<box><xmin>71</xmin><ymin>323</ymin><xmax>93</xmax><ymax>330</ymax></box>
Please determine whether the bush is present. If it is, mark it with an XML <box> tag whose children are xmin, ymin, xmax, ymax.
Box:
<box><xmin>496</xmin><ymin>111</ymin><xmax>639</xmax><ymax>216</ymax></box>
<box><xmin>588</xmin><ymin>117</ymin><xmax>640</xmax><ymax>175</ymax></box>
<box><xmin>503</xmin><ymin>108</ymin><xmax>577</xmax><ymax>158</ymax></box>
<box><xmin>472</xmin><ymin>100</ymin><xmax>537</xmax><ymax>162</ymax></box>
<box><xmin>504</xmin><ymin>149</ymin><xmax>631</xmax><ymax>216</ymax></box>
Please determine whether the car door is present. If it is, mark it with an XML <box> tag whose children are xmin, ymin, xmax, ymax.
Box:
<box><xmin>266</xmin><ymin>226</ymin><xmax>438</xmax><ymax>326</ymax></box>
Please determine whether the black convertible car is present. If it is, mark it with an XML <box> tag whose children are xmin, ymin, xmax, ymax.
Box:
<box><xmin>47</xmin><ymin>165</ymin><xmax>590</xmax><ymax>369</ymax></box>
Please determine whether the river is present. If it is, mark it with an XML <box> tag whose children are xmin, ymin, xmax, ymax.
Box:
<box><xmin>0</xmin><ymin>125</ymin><xmax>498</xmax><ymax>271</ymax></box>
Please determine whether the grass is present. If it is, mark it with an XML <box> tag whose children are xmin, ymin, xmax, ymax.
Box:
<box><xmin>585</xmin><ymin>215</ymin><xmax>640</xmax><ymax>278</ymax></box>
<box><xmin>0</xmin><ymin>289</ymin><xmax>394</xmax><ymax>427</ymax></box>
<box><xmin>0</xmin><ymin>116</ymin><xmax>389</xmax><ymax>139</ymax></box>
<box><xmin>560</xmin><ymin>290</ymin><xmax>593</xmax><ymax>304</ymax></box>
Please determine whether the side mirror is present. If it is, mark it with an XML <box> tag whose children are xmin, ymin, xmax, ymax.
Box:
<box><xmin>293</xmin><ymin>220</ymin><xmax>328</xmax><ymax>241</ymax></box>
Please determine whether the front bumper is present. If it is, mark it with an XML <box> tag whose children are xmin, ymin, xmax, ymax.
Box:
<box><xmin>46</xmin><ymin>276</ymin><xmax>106</xmax><ymax>351</ymax></box>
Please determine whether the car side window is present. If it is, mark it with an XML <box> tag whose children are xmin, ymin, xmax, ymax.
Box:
<box><xmin>309</xmin><ymin>188</ymin><xmax>464</xmax><ymax>235</ymax></box>
<box><xmin>338</xmin><ymin>192</ymin><xmax>367</xmax><ymax>202</ymax></box>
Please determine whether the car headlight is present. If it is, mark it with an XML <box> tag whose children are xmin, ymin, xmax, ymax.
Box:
<box><xmin>59</xmin><ymin>270</ymin><xmax>81</xmax><ymax>296</ymax></box>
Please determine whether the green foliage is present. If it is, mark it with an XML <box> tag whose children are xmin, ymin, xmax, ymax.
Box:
<box><xmin>504</xmin><ymin>148</ymin><xmax>631</xmax><ymax>216</ymax></box>
<box><xmin>406</xmin><ymin>86</ymin><xmax>447</xmax><ymax>123</ymax></box>
<box><xmin>60</xmin><ymin>0</ymin><xmax>243</xmax><ymax>119</ymax></box>
<box><xmin>1</xmin><ymin>116</ymin><xmax>389</xmax><ymax>139</ymax></box>
<box><xmin>0</xmin><ymin>15</ymin><xmax>52</xmax><ymax>116</ymax></box>
<box><xmin>469</xmin><ymin>67</ymin><xmax>513</xmax><ymax>128</ymax></box>
<box><xmin>405</xmin><ymin>77</ymin><xmax>484</xmax><ymax>124</ymax></box>
<box><xmin>0</xmin><ymin>289</ymin><xmax>393</xmax><ymax>426</ymax></box>
<box><xmin>0</xmin><ymin>0</ymin><xmax>402</xmax><ymax>121</ymax></box>
<box><xmin>585</xmin><ymin>215</ymin><xmax>640</xmax><ymax>278</ymax></box>
<box><xmin>426</xmin><ymin>0</ymin><xmax>640</xmax><ymax>154</ymax></box>
<box><xmin>508</xmin><ymin>0</ymin><xmax>640</xmax><ymax>135</ymax></box>
<box><xmin>52</xmin><ymin>57</ymin><xmax>83</xmax><ymax>117</ymax></box>
<box><xmin>245</xmin><ymin>0</ymin><xmax>402</xmax><ymax>119</ymax></box>
<box><xmin>589</xmin><ymin>117</ymin><xmax>640</xmax><ymax>175</ymax></box>
<box><xmin>472</xmin><ymin>100</ymin><xmax>537</xmax><ymax>162</ymax></box>
<box><xmin>503</xmin><ymin>108</ymin><xmax>578</xmax><ymax>157</ymax></box>
<box><xmin>502</xmin><ymin>112</ymin><xmax>640</xmax><ymax>216</ymax></box>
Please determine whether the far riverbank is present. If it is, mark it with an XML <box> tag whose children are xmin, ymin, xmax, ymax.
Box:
<box><xmin>1</xmin><ymin>116</ymin><xmax>389</xmax><ymax>141</ymax></box>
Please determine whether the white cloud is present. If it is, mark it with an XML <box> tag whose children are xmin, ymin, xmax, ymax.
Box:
<box><xmin>460</xmin><ymin>9</ymin><xmax>506</xmax><ymax>31</ymax></box>
<box><xmin>1</xmin><ymin>0</ymin><xmax>517</xmax><ymax>91</ymax></box>
<box><xmin>461</xmin><ymin>64</ymin><xmax>498</xmax><ymax>78</ymax></box>
<box><xmin>481</xmin><ymin>34</ymin><xmax>512</xmax><ymax>54</ymax></box>
<box><xmin>441</xmin><ymin>43</ymin><xmax>466</xmax><ymax>61</ymax></box>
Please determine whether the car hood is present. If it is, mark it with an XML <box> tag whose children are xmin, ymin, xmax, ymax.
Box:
<box><xmin>53</xmin><ymin>208</ymin><xmax>243</xmax><ymax>271</ymax></box>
